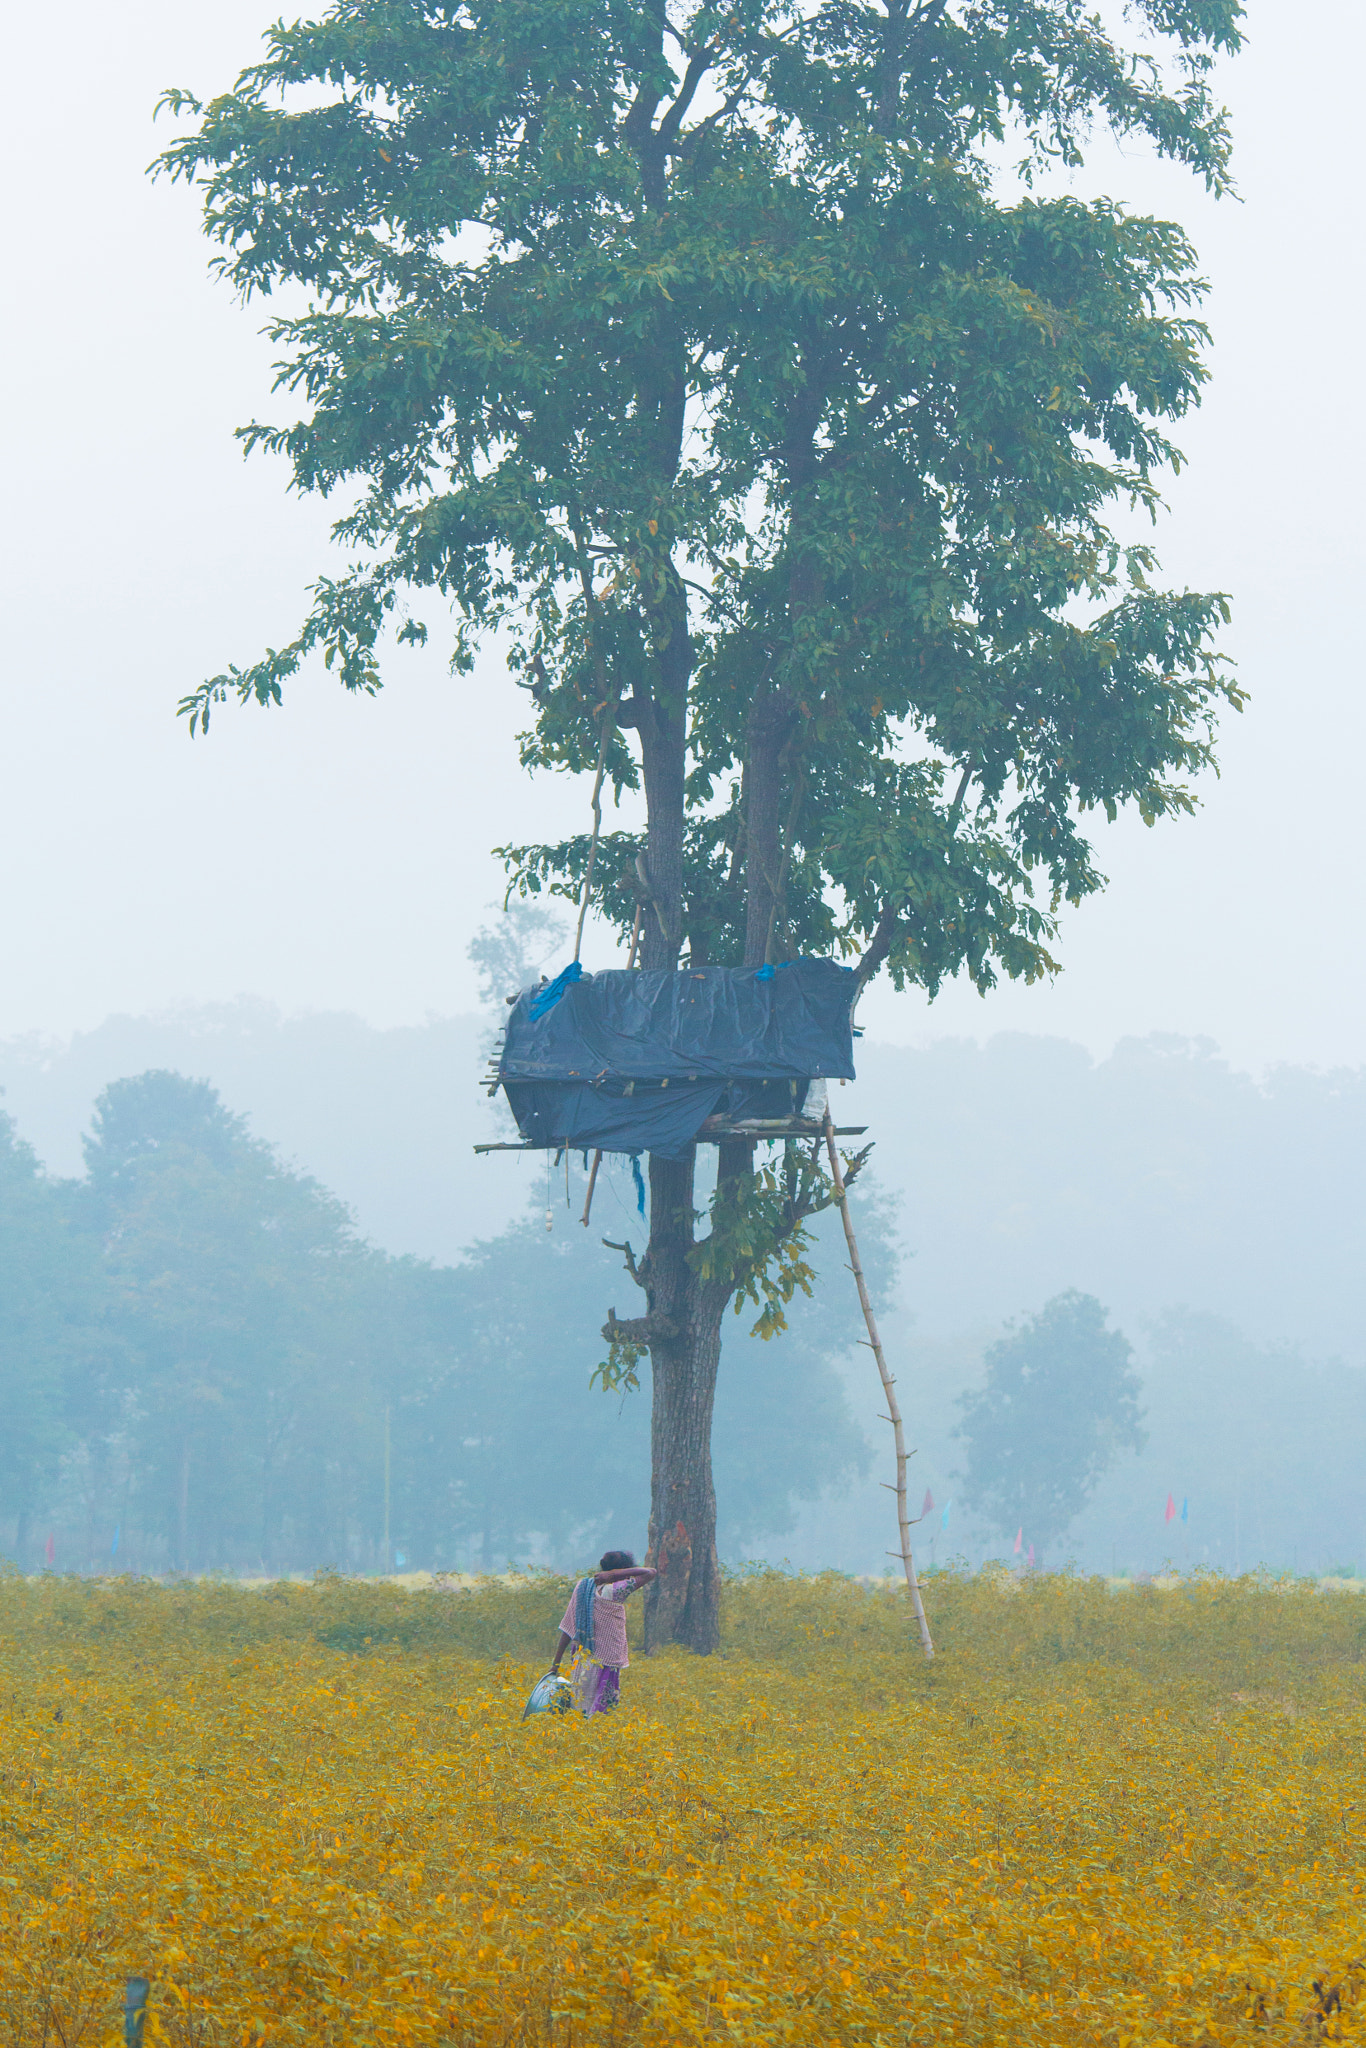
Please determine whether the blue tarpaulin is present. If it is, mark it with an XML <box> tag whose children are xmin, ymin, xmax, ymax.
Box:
<box><xmin>497</xmin><ymin>959</ymin><xmax>856</xmax><ymax>1158</ymax></box>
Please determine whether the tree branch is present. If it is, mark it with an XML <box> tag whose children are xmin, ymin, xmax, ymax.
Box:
<box><xmin>603</xmin><ymin>1307</ymin><xmax>677</xmax><ymax>1345</ymax></box>
<box><xmin>614</xmin><ymin>693</ymin><xmax>650</xmax><ymax>732</ymax></box>
<box><xmin>852</xmin><ymin>898</ymin><xmax>905</xmax><ymax>998</ymax></box>
<box><xmin>946</xmin><ymin>760</ymin><xmax>973</xmax><ymax>832</ymax></box>
<box><xmin>874</xmin><ymin>0</ymin><xmax>949</xmax><ymax>139</ymax></box>
<box><xmin>602</xmin><ymin>1238</ymin><xmax>647</xmax><ymax>1290</ymax></box>
<box><xmin>674</xmin><ymin>75</ymin><xmax>753</xmax><ymax>160</ymax></box>
<box><xmin>853</xmin><ymin>761</ymin><xmax>974</xmax><ymax>995</ymax></box>
<box><xmin>656</xmin><ymin>45</ymin><xmax>717</xmax><ymax>150</ymax></box>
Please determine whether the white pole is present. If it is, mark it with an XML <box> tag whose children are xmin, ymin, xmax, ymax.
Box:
<box><xmin>384</xmin><ymin>1405</ymin><xmax>392</xmax><ymax>1574</ymax></box>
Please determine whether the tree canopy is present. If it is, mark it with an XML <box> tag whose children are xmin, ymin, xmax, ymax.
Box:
<box><xmin>160</xmin><ymin>0</ymin><xmax>1242</xmax><ymax>997</ymax></box>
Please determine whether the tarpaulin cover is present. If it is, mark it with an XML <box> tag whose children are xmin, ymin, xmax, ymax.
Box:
<box><xmin>498</xmin><ymin>958</ymin><xmax>856</xmax><ymax>1158</ymax></box>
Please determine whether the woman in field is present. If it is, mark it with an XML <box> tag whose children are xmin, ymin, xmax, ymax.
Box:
<box><xmin>550</xmin><ymin>1550</ymin><xmax>658</xmax><ymax>1715</ymax></box>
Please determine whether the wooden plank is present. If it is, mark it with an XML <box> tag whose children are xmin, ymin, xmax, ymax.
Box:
<box><xmin>473</xmin><ymin>1125</ymin><xmax>868</xmax><ymax>1155</ymax></box>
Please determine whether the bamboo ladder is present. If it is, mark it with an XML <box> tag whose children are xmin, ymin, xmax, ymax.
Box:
<box><xmin>823</xmin><ymin>1112</ymin><xmax>934</xmax><ymax>1659</ymax></box>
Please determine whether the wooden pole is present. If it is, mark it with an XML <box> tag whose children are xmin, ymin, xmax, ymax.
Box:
<box><xmin>823</xmin><ymin>1114</ymin><xmax>934</xmax><ymax>1659</ymax></box>
<box><xmin>579</xmin><ymin>1150</ymin><xmax>603</xmax><ymax>1229</ymax></box>
<box><xmin>581</xmin><ymin>906</ymin><xmax>644</xmax><ymax>1228</ymax></box>
<box><xmin>383</xmin><ymin>1405</ymin><xmax>391</xmax><ymax>1574</ymax></box>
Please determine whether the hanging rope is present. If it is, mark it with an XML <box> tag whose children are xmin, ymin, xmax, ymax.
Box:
<box><xmin>571</xmin><ymin>528</ymin><xmax>619</xmax><ymax>967</ymax></box>
<box><xmin>580</xmin><ymin>904</ymin><xmax>643</xmax><ymax>1228</ymax></box>
<box><xmin>823</xmin><ymin>1112</ymin><xmax>934</xmax><ymax>1660</ymax></box>
<box><xmin>573</xmin><ymin>711</ymin><xmax>613</xmax><ymax>965</ymax></box>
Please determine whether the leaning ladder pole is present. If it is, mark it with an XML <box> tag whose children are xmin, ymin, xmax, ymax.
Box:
<box><xmin>823</xmin><ymin>1113</ymin><xmax>934</xmax><ymax>1659</ymax></box>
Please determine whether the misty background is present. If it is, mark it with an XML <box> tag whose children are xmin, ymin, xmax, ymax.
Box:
<box><xmin>3</xmin><ymin>984</ymin><xmax>1362</xmax><ymax>1579</ymax></box>
<box><xmin>2</xmin><ymin>1</ymin><xmax>1363</xmax><ymax>1579</ymax></box>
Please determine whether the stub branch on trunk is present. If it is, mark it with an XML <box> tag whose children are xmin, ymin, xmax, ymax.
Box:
<box><xmin>602</xmin><ymin>1238</ymin><xmax>647</xmax><ymax>1290</ymax></box>
<box><xmin>602</xmin><ymin>1307</ymin><xmax>678</xmax><ymax>1346</ymax></box>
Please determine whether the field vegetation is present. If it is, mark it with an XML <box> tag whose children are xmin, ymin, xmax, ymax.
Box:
<box><xmin>2</xmin><ymin>1569</ymin><xmax>1363</xmax><ymax>2045</ymax></box>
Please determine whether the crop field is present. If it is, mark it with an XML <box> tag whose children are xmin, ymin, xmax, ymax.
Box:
<box><xmin>1</xmin><ymin>1570</ymin><xmax>1364</xmax><ymax>2047</ymax></box>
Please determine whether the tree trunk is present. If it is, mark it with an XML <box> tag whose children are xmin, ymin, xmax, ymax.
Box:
<box><xmin>743</xmin><ymin>695</ymin><xmax>795</xmax><ymax>966</ymax></box>
<box><xmin>644</xmin><ymin>1304</ymin><xmax>725</xmax><ymax>1654</ymax></box>
<box><xmin>632</xmin><ymin>556</ymin><xmax>729</xmax><ymax>1649</ymax></box>
<box><xmin>639</xmin><ymin>1148</ymin><xmax>729</xmax><ymax>1653</ymax></box>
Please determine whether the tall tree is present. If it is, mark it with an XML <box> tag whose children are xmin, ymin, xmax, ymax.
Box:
<box><xmin>954</xmin><ymin>1289</ymin><xmax>1145</xmax><ymax>1557</ymax></box>
<box><xmin>157</xmin><ymin>0</ymin><xmax>1243</xmax><ymax>1647</ymax></box>
<box><xmin>82</xmin><ymin>1072</ymin><xmax>367</xmax><ymax>1572</ymax></box>
<box><xmin>0</xmin><ymin>1111</ymin><xmax>96</xmax><ymax>1565</ymax></box>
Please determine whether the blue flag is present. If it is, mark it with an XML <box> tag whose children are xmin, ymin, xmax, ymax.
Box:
<box><xmin>528</xmin><ymin>960</ymin><xmax>583</xmax><ymax>1020</ymax></box>
<box><xmin>110</xmin><ymin>1525</ymin><xmax>120</xmax><ymax>1557</ymax></box>
<box><xmin>941</xmin><ymin>1500</ymin><xmax>952</xmax><ymax>1532</ymax></box>
<box><xmin>1180</xmin><ymin>1498</ymin><xmax>1188</xmax><ymax>1523</ymax></box>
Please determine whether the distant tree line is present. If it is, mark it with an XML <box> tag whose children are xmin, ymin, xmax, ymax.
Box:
<box><xmin>0</xmin><ymin>1073</ymin><xmax>872</xmax><ymax>1576</ymax></box>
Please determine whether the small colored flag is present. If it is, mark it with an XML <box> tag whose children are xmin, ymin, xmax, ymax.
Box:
<box><xmin>1013</xmin><ymin>1528</ymin><xmax>1023</xmax><ymax>1555</ymax></box>
<box><xmin>1027</xmin><ymin>1544</ymin><xmax>1035</xmax><ymax>1568</ymax></box>
<box><xmin>110</xmin><ymin>1525</ymin><xmax>120</xmax><ymax>1558</ymax></box>
<box><xmin>921</xmin><ymin>1489</ymin><xmax>935</xmax><ymax>1518</ymax></box>
<box><xmin>395</xmin><ymin>1551</ymin><xmax>407</xmax><ymax>1568</ymax></box>
<box><xmin>44</xmin><ymin>1533</ymin><xmax>54</xmax><ymax>1564</ymax></box>
<box><xmin>1164</xmin><ymin>1492</ymin><xmax>1176</xmax><ymax>1525</ymax></box>
<box><xmin>1180</xmin><ymin>1498</ymin><xmax>1188</xmax><ymax>1524</ymax></box>
<box><xmin>941</xmin><ymin>1499</ymin><xmax>952</xmax><ymax>1532</ymax></box>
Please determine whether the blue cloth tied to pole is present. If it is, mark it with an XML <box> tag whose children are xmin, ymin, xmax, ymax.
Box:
<box><xmin>529</xmin><ymin>960</ymin><xmax>584</xmax><ymax>1020</ymax></box>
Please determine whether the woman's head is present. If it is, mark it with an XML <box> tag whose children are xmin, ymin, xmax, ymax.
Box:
<box><xmin>599</xmin><ymin>1548</ymin><xmax>635</xmax><ymax>1571</ymax></box>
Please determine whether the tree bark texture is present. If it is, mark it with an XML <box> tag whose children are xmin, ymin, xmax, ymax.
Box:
<box><xmin>642</xmin><ymin>1164</ymin><xmax>725</xmax><ymax>1653</ymax></box>
<box><xmin>743</xmin><ymin>695</ymin><xmax>793</xmax><ymax>967</ymax></box>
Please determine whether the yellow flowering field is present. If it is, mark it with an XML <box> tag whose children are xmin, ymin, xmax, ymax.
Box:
<box><xmin>2</xmin><ymin>1569</ymin><xmax>1364</xmax><ymax>2047</ymax></box>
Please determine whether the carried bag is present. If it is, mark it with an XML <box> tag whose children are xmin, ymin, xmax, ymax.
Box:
<box><xmin>520</xmin><ymin>1672</ymin><xmax>576</xmax><ymax>1722</ymax></box>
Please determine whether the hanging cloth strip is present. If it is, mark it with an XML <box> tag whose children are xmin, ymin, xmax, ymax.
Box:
<box><xmin>568</xmin><ymin>1575</ymin><xmax>596</xmax><ymax>1660</ymax></box>
<box><xmin>529</xmin><ymin>960</ymin><xmax>584</xmax><ymax>1021</ymax></box>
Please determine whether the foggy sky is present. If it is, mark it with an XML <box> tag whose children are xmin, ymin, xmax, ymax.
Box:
<box><xmin>3</xmin><ymin>1</ymin><xmax>1363</xmax><ymax>1073</ymax></box>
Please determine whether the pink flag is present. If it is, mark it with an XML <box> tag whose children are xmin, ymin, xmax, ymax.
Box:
<box><xmin>1164</xmin><ymin>1492</ymin><xmax>1176</xmax><ymax>1524</ymax></box>
<box><xmin>44</xmin><ymin>1533</ymin><xmax>54</xmax><ymax>1564</ymax></box>
<box><xmin>1013</xmin><ymin>1528</ymin><xmax>1023</xmax><ymax>1555</ymax></box>
<box><xmin>921</xmin><ymin>1489</ymin><xmax>935</xmax><ymax>1517</ymax></box>
<box><xmin>1027</xmin><ymin>1544</ymin><xmax>1035</xmax><ymax>1567</ymax></box>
